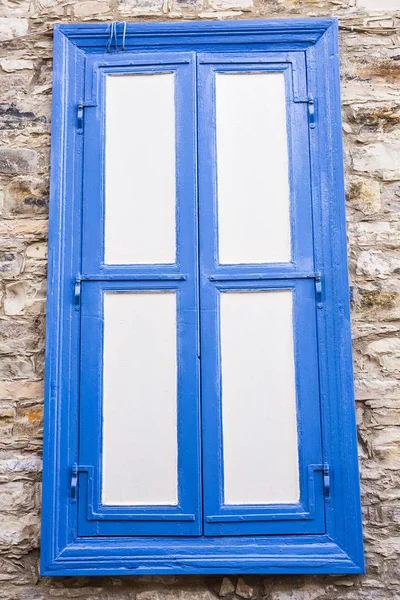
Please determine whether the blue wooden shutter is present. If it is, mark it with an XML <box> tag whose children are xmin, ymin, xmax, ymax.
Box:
<box><xmin>77</xmin><ymin>52</ymin><xmax>202</xmax><ymax>536</ymax></box>
<box><xmin>198</xmin><ymin>52</ymin><xmax>325</xmax><ymax>535</ymax></box>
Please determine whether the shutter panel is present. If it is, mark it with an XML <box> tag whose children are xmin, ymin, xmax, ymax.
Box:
<box><xmin>77</xmin><ymin>52</ymin><xmax>202</xmax><ymax>536</ymax></box>
<box><xmin>197</xmin><ymin>53</ymin><xmax>326</xmax><ymax>535</ymax></box>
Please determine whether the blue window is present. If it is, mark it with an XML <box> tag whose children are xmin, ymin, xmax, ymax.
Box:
<box><xmin>41</xmin><ymin>19</ymin><xmax>364</xmax><ymax>575</ymax></box>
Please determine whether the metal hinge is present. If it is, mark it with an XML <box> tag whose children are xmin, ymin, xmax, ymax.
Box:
<box><xmin>307</xmin><ymin>94</ymin><xmax>316</xmax><ymax>128</ymax></box>
<box><xmin>77</xmin><ymin>101</ymin><xmax>97</xmax><ymax>134</ymax></box>
<box><xmin>323</xmin><ymin>464</ymin><xmax>330</xmax><ymax>498</ymax></box>
<box><xmin>319</xmin><ymin>463</ymin><xmax>330</xmax><ymax>498</ymax></box>
<box><xmin>71</xmin><ymin>463</ymin><xmax>79</xmax><ymax>501</ymax></box>
<box><xmin>315</xmin><ymin>271</ymin><xmax>323</xmax><ymax>308</ymax></box>
<box><xmin>70</xmin><ymin>463</ymin><xmax>92</xmax><ymax>501</ymax></box>
<box><xmin>77</xmin><ymin>104</ymin><xmax>84</xmax><ymax>134</ymax></box>
<box><xmin>293</xmin><ymin>94</ymin><xmax>317</xmax><ymax>128</ymax></box>
<box><xmin>311</xmin><ymin>463</ymin><xmax>331</xmax><ymax>499</ymax></box>
<box><xmin>74</xmin><ymin>275</ymin><xmax>81</xmax><ymax>309</ymax></box>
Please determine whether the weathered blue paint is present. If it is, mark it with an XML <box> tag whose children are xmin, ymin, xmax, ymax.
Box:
<box><xmin>41</xmin><ymin>18</ymin><xmax>364</xmax><ymax>576</ymax></box>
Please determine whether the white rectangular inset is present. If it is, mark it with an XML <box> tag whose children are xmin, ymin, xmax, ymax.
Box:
<box><xmin>216</xmin><ymin>72</ymin><xmax>291</xmax><ymax>264</ymax></box>
<box><xmin>221</xmin><ymin>290</ymin><xmax>299</xmax><ymax>505</ymax></box>
<box><xmin>102</xmin><ymin>292</ymin><xmax>178</xmax><ymax>505</ymax></box>
<box><xmin>105</xmin><ymin>73</ymin><xmax>176</xmax><ymax>264</ymax></box>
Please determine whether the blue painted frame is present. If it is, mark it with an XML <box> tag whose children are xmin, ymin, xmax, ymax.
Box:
<box><xmin>41</xmin><ymin>18</ymin><xmax>364</xmax><ymax>575</ymax></box>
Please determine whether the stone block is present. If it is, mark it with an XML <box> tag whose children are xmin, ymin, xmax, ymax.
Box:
<box><xmin>219</xmin><ymin>578</ymin><xmax>235</xmax><ymax>597</ymax></box>
<box><xmin>348</xmin><ymin>222</ymin><xmax>400</xmax><ymax>249</ymax></box>
<box><xmin>0</xmin><ymin>318</ymin><xmax>45</xmax><ymax>354</ymax></box>
<box><xmin>354</xmin><ymin>375</ymin><xmax>400</xmax><ymax>401</ymax></box>
<box><xmin>0</xmin><ymin>149</ymin><xmax>37</xmax><ymax>174</ymax></box>
<box><xmin>236</xmin><ymin>579</ymin><xmax>255</xmax><ymax>599</ymax></box>
<box><xmin>4</xmin><ymin>280</ymin><xmax>46</xmax><ymax>316</ymax></box>
<box><xmin>119</xmin><ymin>0</ymin><xmax>164</xmax><ymax>15</ymax></box>
<box><xmin>366</xmin><ymin>338</ymin><xmax>400</xmax><ymax>374</ymax></box>
<box><xmin>0</xmin><ymin>381</ymin><xmax>43</xmax><ymax>400</ymax></box>
<box><xmin>352</xmin><ymin>142</ymin><xmax>400</xmax><ymax>181</ymax></box>
<box><xmin>349</xmin><ymin>103</ymin><xmax>400</xmax><ymax>132</ymax></box>
<box><xmin>381</xmin><ymin>182</ymin><xmax>400</xmax><ymax>216</ymax></box>
<box><xmin>0</xmin><ymin>455</ymin><xmax>41</xmax><ymax>473</ymax></box>
<box><xmin>0</xmin><ymin>514</ymin><xmax>39</xmax><ymax>549</ymax></box>
<box><xmin>0</xmin><ymin>356</ymin><xmax>36</xmax><ymax>380</ymax></box>
<box><xmin>3</xmin><ymin>283</ymin><xmax>26</xmax><ymax>315</ymax></box>
<box><xmin>0</xmin><ymin>482</ymin><xmax>35</xmax><ymax>512</ymax></box>
<box><xmin>269</xmin><ymin>584</ymin><xmax>326</xmax><ymax>600</ymax></box>
<box><xmin>0</xmin><ymin>18</ymin><xmax>28</xmax><ymax>42</ymax></box>
<box><xmin>358</xmin><ymin>0</ymin><xmax>400</xmax><ymax>9</ymax></box>
<box><xmin>0</xmin><ymin>219</ymin><xmax>48</xmax><ymax>240</ymax></box>
<box><xmin>0</xmin><ymin>252</ymin><xmax>23</xmax><ymax>278</ymax></box>
<box><xmin>359</xmin><ymin>288</ymin><xmax>398</xmax><ymax>311</ymax></box>
<box><xmin>0</xmin><ymin>0</ymin><xmax>34</xmax><ymax>17</ymax></box>
<box><xmin>137</xmin><ymin>591</ymin><xmax>216</xmax><ymax>600</ymax></box>
<box><xmin>356</xmin><ymin>250</ymin><xmax>400</xmax><ymax>279</ymax></box>
<box><xmin>365</xmin><ymin>402</ymin><xmax>400</xmax><ymax>427</ymax></box>
<box><xmin>25</xmin><ymin>242</ymin><xmax>47</xmax><ymax>259</ymax></box>
<box><xmin>0</xmin><ymin>59</ymin><xmax>34</xmax><ymax>72</ymax></box>
<box><xmin>208</xmin><ymin>0</ymin><xmax>252</xmax><ymax>10</ymax></box>
<box><xmin>33</xmin><ymin>0</ymin><xmax>65</xmax><ymax>16</ymax></box>
<box><xmin>73</xmin><ymin>0</ymin><xmax>110</xmax><ymax>16</ymax></box>
<box><xmin>23</xmin><ymin>256</ymin><xmax>47</xmax><ymax>278</ymax></box>
<box><xmin>0</xmin><ymin>103</ymin><xmax>48</xmax><ymax>133</ymax></box>
<box><xmin>371</xmin><ymin>428</ymin><xmax>400</xmax><ymax>469</ymax></box>
<box><xmin>0</xmin><ymin>404</ymin><xmax>15</xmax><ymax>418</ymax></box>
<box><xmin>347</xmin><ymin>178</ymin><xmax>381</xmax><ymax>215</ymax></box>
<box><xmin>0</xmin><ymin>73</ymin><xmax>32</xmax><ymax>103</ymax></box>
<box><xmin>14</xmin><ymin>404</ymin><xmax>44</xmax><ymax>442</ymax></box>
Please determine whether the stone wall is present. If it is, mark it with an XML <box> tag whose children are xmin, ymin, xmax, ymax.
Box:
<box><xmin>0</xmin><ymin>0</ymin><xmax>399</xmax><ymax>598</ymax></box>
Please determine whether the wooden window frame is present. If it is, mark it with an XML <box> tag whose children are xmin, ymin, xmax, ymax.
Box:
<box><xmin>41</xmin><ymin>18</ymin><xmax>364</xmax><ymax>576</ymax></box>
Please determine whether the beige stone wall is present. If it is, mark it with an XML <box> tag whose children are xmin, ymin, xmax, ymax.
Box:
<box><xmin>0</xmin><ymin>0</ymin><xmax>399</xmax><ymax>597</ymax></box>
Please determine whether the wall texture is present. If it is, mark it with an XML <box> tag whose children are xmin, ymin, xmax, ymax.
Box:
<box><xmin>0</xmin><ymin>0</ymin><xmax>399</xmax><ymax>597</ymax></box>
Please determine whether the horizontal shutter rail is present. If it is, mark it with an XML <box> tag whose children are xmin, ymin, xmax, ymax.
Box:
<box><xmin>73</xmin><ymin>274</ymin><xmax>188</xmax><ymax>309</ymax></box>
<box><xmin>205</xmin><ymin>464</ymin><xmax>330</xmax><ymax>524</ymax></box>
<box><xmin>76</xmin><ymin>273</ymin><xmax>187</xmax><ymax>281</ymax></box>
<box><xmin>208</xmin><ymin>272</ymin><xmax>318</xmax><ymax>281</ymax></box>
<box><xmin>70</xmin><ymin>464</ymin><xmax>196</xmax><ymax>522</ymax></box>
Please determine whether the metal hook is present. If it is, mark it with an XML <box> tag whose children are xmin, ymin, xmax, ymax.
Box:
<box><xmin>122</xmin><ymin>21</ymin><xmax>127</xmax><ymax>51</ymax></box>
<box><xmin>106</xmin><ymin>21</ymin><xmax>127</xmax><ymax>53</ymax></box>
<box><xmin>106</xmin><ymin>21</ymin><xmax>117</xmax><ymax>53</ymax></box>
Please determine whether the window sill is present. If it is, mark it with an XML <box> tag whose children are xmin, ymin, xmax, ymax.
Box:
<box><xmin>41</xmin><ymin>535</ymin><xmax>364</xmax><ymax>576</ymax></box>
